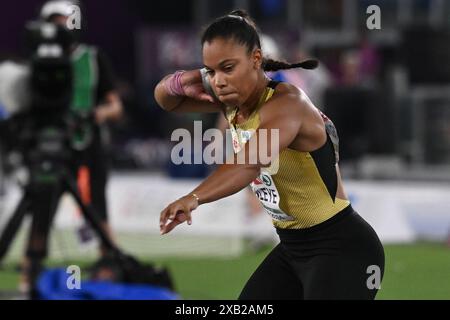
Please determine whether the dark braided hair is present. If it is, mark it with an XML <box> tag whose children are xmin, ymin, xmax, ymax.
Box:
<box><xmin>262</xmin><ymin>58</ymin><xmax>318</xmax><ymax>72</ymax></box>
<box><xmin>201</xmin><ymin>9</ymin><xmax>318</xmax><ymax>72</ymax></box>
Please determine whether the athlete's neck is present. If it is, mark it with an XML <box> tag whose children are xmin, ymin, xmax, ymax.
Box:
<box><xmin>237</xmin><ymin>73</ymin><xmax>270</xmax><ymax>119</ymax></box>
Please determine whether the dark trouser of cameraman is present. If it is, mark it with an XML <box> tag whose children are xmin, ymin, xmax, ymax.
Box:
<box><xmin>19</xmin><ymin>143</ymin><xmax>115</xmax><ymax>296</ymax></box>
<box><xmin>70</xmin><ymin>142</ymin><xmax>114</xmax><ymax>256</ymax></box>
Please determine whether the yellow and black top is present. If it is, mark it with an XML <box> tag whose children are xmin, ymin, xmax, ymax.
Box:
<box><xmin>226</xmin><ymin>81</ymin><xmax>350</xmax><ymax>229</ymax></box>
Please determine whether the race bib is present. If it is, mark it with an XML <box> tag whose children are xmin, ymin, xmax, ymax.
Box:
<box><xmin>250</xmin><ymin>172</ymin><xmax>294</xmax><ymax>222</ymax></box>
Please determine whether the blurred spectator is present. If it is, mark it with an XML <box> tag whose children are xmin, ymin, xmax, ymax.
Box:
<box><xmin>337</xmin><ymin>35</ymin><xmax>380</xmax><ymax>88</ymax></box>
<box><xmin>359</xmin><ymin>35</ymin><xmax>380</xmax><ymax>81</ymax></box>
<box><xmin>339</xmin><ymin>50</ymin><xmax>361</xmax><ymax>86</ymax></box>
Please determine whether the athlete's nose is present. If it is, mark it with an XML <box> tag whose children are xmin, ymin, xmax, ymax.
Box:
<box><xmin>214</xmin><ymin>73</ymin><xmax>227</xmax><ymax>89</ymax></box>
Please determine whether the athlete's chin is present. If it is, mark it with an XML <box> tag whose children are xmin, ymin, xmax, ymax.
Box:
<box><xmin>219</xmin><ymin>93</ymin><xmax>240</xmax><ymax>105</ymax></box>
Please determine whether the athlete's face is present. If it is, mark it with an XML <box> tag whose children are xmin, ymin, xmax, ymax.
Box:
<box><xmin>202</xmin><ymin>37</ymin><xmax>263</xmax><ymax>107</ymax></box>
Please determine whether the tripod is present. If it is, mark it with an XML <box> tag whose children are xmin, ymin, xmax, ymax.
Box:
<box><xmin>0</xmin><ymin>139</ymin><xmax>123</xmax><ymax>297</ymax></box>
<box><xmin>0</xmin><ymin>113</ymin><xmax>175</xmax><ymax>298</ymax></box>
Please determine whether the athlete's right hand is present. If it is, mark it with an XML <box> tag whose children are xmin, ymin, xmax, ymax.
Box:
<box><xmin>159</xmin><ymin>194</ymin><xmax>199</xmax><ymax>235</ymax></box>
<box><xmin>179</xmin><ymin>70</ymin><xmax>215</xmax><ymax>103</ymax></box>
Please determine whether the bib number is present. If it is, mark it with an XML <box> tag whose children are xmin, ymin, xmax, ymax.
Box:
<box><xmin>250</xmin><ymin>172</ymin><xmax>294</xmax><ymax>222</ymax></box>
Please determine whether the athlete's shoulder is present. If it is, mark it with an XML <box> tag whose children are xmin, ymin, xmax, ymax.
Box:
<box><xmin>258</xmin><ymin>82</ymin><xmax>306</xmax><ymax>125</ymax></box>
<box><xmin>263</xmin><ymin>81</ymin><xmax>310</xmax><ymax>112</ymax></box>
<box><xmin>274</xmin><ymin>82</ymin><xmax>311</xmax><ymax>104</ymax></box>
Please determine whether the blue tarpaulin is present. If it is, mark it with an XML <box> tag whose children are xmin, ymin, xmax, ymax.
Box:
<box><xmin>36</xmin><ymin>268</ymin><xmax>180</xmax><ymax>300</ymax></box>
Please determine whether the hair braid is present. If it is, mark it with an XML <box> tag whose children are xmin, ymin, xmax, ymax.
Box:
<box><xmin>263</xmin><ymin>58</ymin><xmax>319</xmax><ymax>72</ymax></box>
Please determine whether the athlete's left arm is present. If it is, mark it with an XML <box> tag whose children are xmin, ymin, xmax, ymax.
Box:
<box><xmin>160</xmin><ymin>93</ymin><xmax>303</xmax><ymax>234</ymax></box>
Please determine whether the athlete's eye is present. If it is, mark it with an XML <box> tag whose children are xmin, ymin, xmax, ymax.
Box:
<box><xmin>223</xmin><ymin>65</ymin><xmax>234</xmax><ymax>73</ymax></box>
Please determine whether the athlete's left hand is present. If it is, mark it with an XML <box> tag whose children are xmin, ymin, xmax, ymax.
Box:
<box><xmin>159</xmin><ymin>194</ymin><xmax>199</xmax><ymax>235</ymax></box>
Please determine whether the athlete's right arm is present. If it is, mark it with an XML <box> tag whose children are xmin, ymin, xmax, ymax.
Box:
<box><xmin>154</xmin><ymin>69</ymin><xmax>223</xmax><ymax>113</ymax></box>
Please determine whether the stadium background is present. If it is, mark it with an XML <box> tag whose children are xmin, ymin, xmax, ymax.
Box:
<box><xmin>0</xmin><ymin>0</ymin><xmax>449</xmax><ymax>299</ymax></box>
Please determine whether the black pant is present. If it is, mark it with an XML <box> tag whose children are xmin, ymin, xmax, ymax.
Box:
<box><xmin>239</xmin><ymin>205</ymin><xmax>385</xmax><ymax>300</ymax></box>
<box><xmin>70</xmin><ymin>144</ymin><xmax>109</xmax><ymax>222</ymax></box>
<box><xmin>26</xmin><ymin>146</ymin><xmax>109</xmax><ymax>260</ymax></box>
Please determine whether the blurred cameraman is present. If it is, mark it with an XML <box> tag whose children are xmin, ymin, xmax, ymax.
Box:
<box><xmin>19</xmin><ymin>0</ymin><xmax>123</xmax><ymax>292</ymax></box>
<box><xmin>40</xmin><ymin>0</ymin><xmax>123</xmax><ymax>246</ymax></box>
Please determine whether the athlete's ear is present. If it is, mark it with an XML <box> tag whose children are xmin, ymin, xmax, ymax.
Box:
<box><xmin>252</xmin><ymin>48</ymin><xmax>263</xmax><ymax>70</ymax></box>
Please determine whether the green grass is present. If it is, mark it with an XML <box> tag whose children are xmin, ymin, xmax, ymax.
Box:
<box><xmin>0</xmin><ymin>242</ymin><xmax>449</xmax><ymax>299</ymax></box>
<box><xmin>377</xmin><ymin>242</ymin><xmax>450</xmax><ymax>300</ymax></box>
